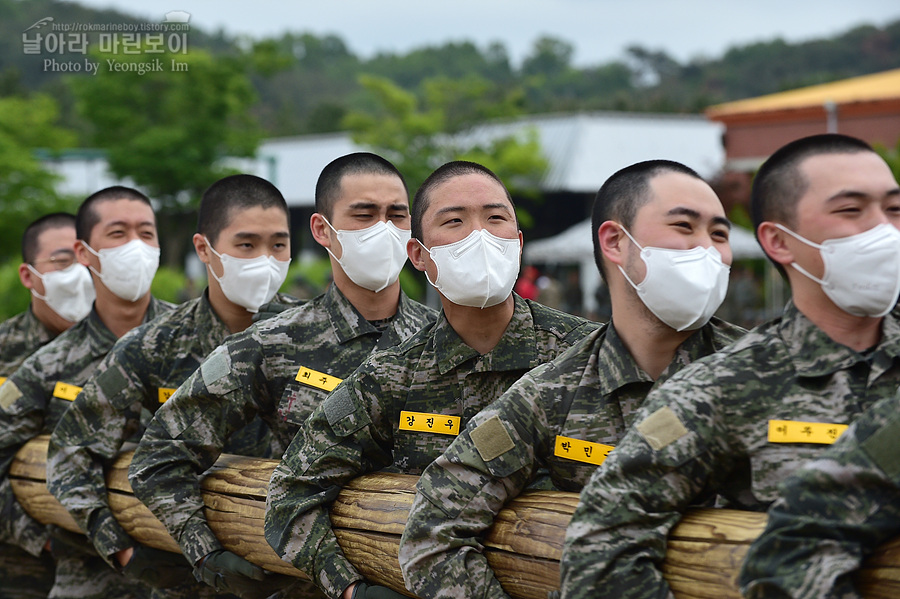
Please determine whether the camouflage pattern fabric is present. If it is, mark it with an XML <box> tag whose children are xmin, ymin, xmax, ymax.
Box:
<box><xmin>45</xmin><ymin>291</ymin><xmax>299</xmax><ymax>597</ymax></box>
<box><xmin>0</xmin><ymin>298</ymin><xmax>173</xmax><ymax>599</ymax></box>
<box><xmin>559</xmin><ymin>302</ymin><xmax>900</xmax><ymax>599</ymax></box>
<box><xmin>0</xmin><ymin>308</ymin><xmax>55</xmax><ymax>376</ymax></box>
<box><xmin>0</xmin><ymin>308</ymin><xmax>61</xmax><ymax>599</ymax></box>
<box><xmin>739</xmin><ymin>390</ymin><xmax>900</xmax><ymax>599</ymax></box>
<box><xmin>399</xmin><ymin>318</ymin><xmax>745</xmax><ymax>599</ymax></box>
<box><xmin>127</xmin><ymin>285</ymin><xmax>436</xmax><ymax>572</ymax></box>
<box><xmin>264</xmin><ymin>295</ymin><xmax>599</xmax><ymax>599</ymax></box>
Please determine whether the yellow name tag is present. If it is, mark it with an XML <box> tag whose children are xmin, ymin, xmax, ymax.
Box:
<box><xmin>768</xmin><ymin>420</ymin><xmax>848</xmax><ymax>444</ymax></box>
<box><xmin>554</xmin><ymin>435</ymin><xmax>614</xmax><ymax>466</ymax></box>
<box><xmin>295</xmin><ymin>367</ymin><xmax>342</xmax><ymax>392</ymax></box>
<box><xmin>0</xmin><ymin>377</ymin><xmax>6</xmax><ymax>386</ymax></box>
<box><xmin>158</xmin><ymin>387</ymin><xmax>176</xmax><ymax>403</ymax></box>
<box><xmin>398</xmin><ymin>411</ymin><xmax>461</xmax><ymax>436</ymax></box>
<box><xmin>53</xmin><ymin>381</ymin><xmax>83</xmax><ymax>402</ymax></box>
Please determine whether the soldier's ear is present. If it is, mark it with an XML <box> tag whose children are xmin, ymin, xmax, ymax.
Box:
<box><xmin>408</xmin><ymin>237</ymin><xmax>428</xmax><ymax>272</ymax></box>
<box><xmin>757</xmin><ymin>222</ymin><xmax>794</xmax><ymax>266</ymax></box>
<box><xmin>193</xmin><ymin>234</ymin><xmax>212</xmax><ymax>264</ymax></box>
<box><xmin>74</xmin><ymin>240</ymin><xmax>93</xmax><ymax>268</ymax></box>
<box><xmin>18</xmin><ymin>263</ymin><xmax>34</xmax><ymax>289</ymax></box>
<box><xmin>597</xmin><ymin>222</ymin><xmax>625</xmax><ymax>267</ymax></box>
<box><xmin>310</xmin><ymin>213</ymin><xmax>333</xmax><ymax>249</ymax></box>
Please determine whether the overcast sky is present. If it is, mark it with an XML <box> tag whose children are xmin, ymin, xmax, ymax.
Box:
<box><xmin>69</xmin><ymin>0</ymin><xmax>900</xmax><ymax>67</ymax></box>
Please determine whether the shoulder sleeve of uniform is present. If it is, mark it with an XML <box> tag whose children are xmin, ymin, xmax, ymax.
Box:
<box><xmin>322</xmin><ymin>380</ymin><xmax>372</xmax><ymax>437</ymax></box>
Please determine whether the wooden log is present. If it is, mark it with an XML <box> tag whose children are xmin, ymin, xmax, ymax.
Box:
<box><xmin>9</xmin><ymin>435</ymin><xmax>900</xmax><ymax>598</ymax></box>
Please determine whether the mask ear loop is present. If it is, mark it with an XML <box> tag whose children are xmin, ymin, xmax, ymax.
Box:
<box><xmin>319</xmin><ymin>216</ymin><xmax>347</xmax><ymax>265</ymax></box>
<box><xmin>203</xmin><ymin>236</ymin><xmax>228</xmax><ymax>285</ymax></box>
<box><xmin>25</xmin><ymin>264</ymin><xmax>51</xmax><ymax>301</ymax></box>
<box><xmin>614</xmin><ymin>224</ymin><xmax>644</xmax><ymax>291</ymax></box>
<box><xmin>80</xmin><ymin>242</ymin><xmax>105</xmax><ymax>279</ymax></box>
<box><xmin>415</xmin><ymin>239</ymin><xmax>442</xmax><ymax>289</ymax></box>
<box><xmin>772</xmin><ymin>223</ymin><xmax>829</xmax><ymax>286</ymax></box>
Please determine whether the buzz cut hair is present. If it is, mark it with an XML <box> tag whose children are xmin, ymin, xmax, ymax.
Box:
<box><xmin>75</xmin><ymin>186</ymin><xmax>152</xmax><ymax>243</ymax></box>
<box><xmin>22</xmin><ymin>213</ymin><xmax>76</xmax><ymax>264</ymax></box>
<box><xmin>591</xmin><ymin>160</ymin><xmax>702</xmax><ymax>281</ymax></box>
<box><xmin>751</xmin><ymin>133</ymin><xmax>875</xmax><ymax>231</ymax></box>
<box><xmin>411</xmin><ymin>160</ymin><xmax>515</xmax><ymax>242</ymax></box>
<box><xmin>315</xmin><ymin>152</ymin><xmax>408</xmax><ymax>220</ymax></box>
<box><xmin>198</xmin><ymin>174</ymin><xmax>289</xmax><ymax>245</ymax></box>
<box><xmin>751</xmin><ymin>134</ymin><xmax>875</xmax><ymax>279</ymax></box>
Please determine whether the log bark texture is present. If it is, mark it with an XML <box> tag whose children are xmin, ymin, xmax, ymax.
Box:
<box><xmin>10</xmin><ymin>435</ymin><xmax>900</xmax><ymax>598</ymax></box>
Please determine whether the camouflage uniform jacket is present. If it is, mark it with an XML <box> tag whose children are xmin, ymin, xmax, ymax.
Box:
<box><xmin>0</xmin><ymin>308</ymin><xmax>55</xmax><ymax>379</ymax></box>
<box><xmin>0</xmin><ymin>307</ymin><xmax>60</xmax><ymax>594</ymax></box>
<box><xmin>46</xmin><ymin>291</ymin><xmax>300</xmax><ymax>563</ymax></box>
<box><xmin>400</xmin><ymin>317</ymin><xmax>746</xmax><ymax>599</ymax></box>
<box><xmin>127</xmin><ymin>284</ymin><xmax>436</xmax><ymax>566</ymax></box>
<box><xmin>559</xmin><ymin>302</ymin><xmax>900</xmax><ymax>599</ymax></box>
<box><xmin>264</xmin><ymin>295</ymin><xmax>599</xmax><ymax>599</ymax></box>
<box><xmin>0</xmin><ymin>298</ymin><xmax>173</xmax><ymax>557</ymax></box>
<box><xmin>739</xmin><ymin>390</ymin><xmax>900</xmax><ymax>599</ymax></box>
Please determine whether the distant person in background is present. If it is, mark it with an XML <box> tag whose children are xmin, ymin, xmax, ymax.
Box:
<box><xmin>0</xmin><ymin>212</ymin><xmax>93</xmax><ymax>599</ymax></box>
<box><xmin>514</xmin><ymin>264</ymin><xmax>539</xmax><ymax>300</ymax></box>
<box><xmin>561</xmin><ymin>268</ymin><xmax>583</xmax><ymax>315</ymax></box>
<box><xmin>536</xmin><ymin>270</ymin><xmax>563</xmax><ymax>309</ymax></box>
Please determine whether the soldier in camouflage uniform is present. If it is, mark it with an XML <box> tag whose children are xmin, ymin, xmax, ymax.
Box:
<box><xmin>0</xmin><ymin>187</ymin><xmax>174</xmax><ymax>599</ymax></box>
<box><xmin>127</xmin><ymin>154</ymin><xmax>436</xmax><ymax>599</ymax></box>
<box><xmin>264</xmin><ymin>161</ymin><xmax>598</xmax><ymax>599</ymax></box>
<box><xmin>398</xmin><ymin>160</ymin><xmax>747</xmax><ymax>599</ymax></box>
<box><xmin>46</xmin><ymin>175</ymin><xmax>303</xmax><ymax>599</ymax></box>
<box><xmin>0</xmin><ymin>213</ymin><xmax>92</xmax><ymax>599</ymax></box>
<box><xmin>560</xmin><ymin>134</ymin><xmax>900</xmax><ymax>599</ymax></box>
<box><xmin>738</xmin><ymin>389</ymin><xmax>900</xmax><ymax>599</ymax></box>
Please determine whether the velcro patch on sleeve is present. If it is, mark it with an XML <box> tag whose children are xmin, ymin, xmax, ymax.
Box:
<box><xmin>470</xmin><ymin>415</ymin><xmax>515</xmax><ymax>463</ymax></box>
<box><xmin>0</xmin><ymin>380</ymin><xmax>23</xmax><ymax>410</ymax></box>
<box><xmin>200</xmin><ymin>349</ymin><xmax>230</xmax><ymax>387</ymax></box>
<box><xmin>323</xmin><ymin>384</ymin><xmax>354</xmax><ymax>428</ymax></box>
<box><xmin>97</xmin><ymin>366</ymin><xmax>129</xmax><ymax>398</ymax></box>
<box><xmin>636</xmin><ymin>406</ymin><xmax>688</xmax><ymax>451</ymax></box>
<box><xmin>862</xmin><ymin>415</ymin><xmax>900</xmax><ymax>480</ymax></box>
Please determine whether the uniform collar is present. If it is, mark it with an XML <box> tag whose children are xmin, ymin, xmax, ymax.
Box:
<box><xmin>434</xmin><ymin>294</ymin><xmax>538</xmax><ymax>375</ymax></box>
<box><xmin>779</xmin><ymin>301</ymin><xmax>900</xmax><ymax>376</ymax></box>
<box><xmin>322</xmin><ymin>283</ymin><xmax>384</xmax><ymax>345</ymax></box>
<box><xmin>23</xmin><ymin>306</ymin><xmax>56</xmax><ymax>345</ymax></box>
<box><xmin>83</xmin><ymin>295</ymin><xmax>171</xmax><ymax>345</ymax></box>
<box><xmin>593</xmin><ymin>319</ymin><xmax>732</xmax><ymax>395</ymax></box>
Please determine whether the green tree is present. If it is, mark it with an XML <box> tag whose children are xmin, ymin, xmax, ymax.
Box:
<box><xmin>874</xmin><ymin>137</ymin><xmax>900</xmax><ymax>183</ymax></box>
<box><xmin>344</xmin><ymin>74</ymin><xmax>546</xmax><ymax>216</ymax></box>
<box><xmin>70</xmin><ymin>46</ymin><xmax>261</xmax><ymax>265</ymax></box>
<box><xmin>0</xmin><ymin>93</ymin><xmax>77</xmax><ymax>264</ymax></box>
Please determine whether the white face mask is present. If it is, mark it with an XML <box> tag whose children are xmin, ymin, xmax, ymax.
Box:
<box><xmin>775</xmin><ymin>223</ymin><xmax>900</xmax><ymax>317</ymax></box>
<box><xmin>420</xmin><ymin>229</ymin><xmax>521</xmax><ymax>309</ymax></box>
<box><xmin>205</xmin><ymin>237</ymin><xmax>291</xmax><ymax>313</ymax></box>
<box><xmin>83</xmin><ymin>239</ymin><xmax>160</xmax><ymax>302</ymax></box>
<box><xmin>27</xmin><ymin>263</ymin><xmax>95</xmax><ymax>323</ymax></box>
<box><xmin>323</xmin><ymin>218</ymin><xmax>410</xmax><ymax>293</ymax></box>
<box><xmin>618</xmin><ymin>226</ymin><xmax>730</xmax><ymax>332</ymax></box>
